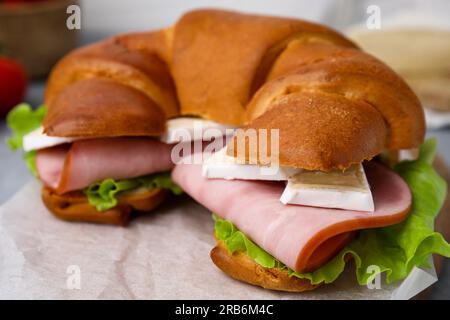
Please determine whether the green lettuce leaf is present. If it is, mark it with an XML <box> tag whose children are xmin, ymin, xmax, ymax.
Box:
<box><xmin>417</xmin><ymin>138</ymin><xmax>437</xmax><ymax>165</ymax></box>
<box><xmin>23</xmin><ymin>150</ymin><xmax>39</xmax><ymax>177</ymax></box>
<box><xmin>84</xmin><ymin>172</ymin><xmax>183</xmax><ymax>211</ymax></box>
<box><xmin>214</xmin><ymin>138</ymin><xmax>450</xmax><ymax>285</ymax></box>
<box><xmin>5</xmin><ymin>103</ymin><xmax>46</xmax><ymax>150</ymax></box>
<box><xmin>214</xmin><ymin>214</ymin><xmax>279</xmax><ymax>268</ymax></box>
<box><xmin>5</xmin><ymin>104</ymin><xmax>47</xmax><ymax>176</ymax></box>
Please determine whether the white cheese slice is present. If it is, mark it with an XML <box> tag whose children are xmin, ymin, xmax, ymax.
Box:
<box><xmin>23</xmin><ymin>117</ymin><xmax>236</xmax><ymax>152</ymax></box>
<box><xmin>202</xmin><ymin>147</ymin><xmax>300</xmax><ymax>180</ymax></box>
<box><xmin>379</xmin><ymin>148</ymin><xmax>420</xmax><ymax>166</ymax></box>
<box><xmin>280</xmin><ymin>164</ymin><xmax>374</xmax><ymax>212</ymax></box>
<box><xmin>22</xmin><ymin>127</ymin><xmax>78</xmax><ymax>152</ymax></box>
<box><xmin>398</xmin><ymin>148</ymin><xmax>419</xmax><ymax>162</ymax></box>
<box><xmin>160</xmin><ymin>117</ymin><xmax>236</xmax><ymax>144</ymax></box>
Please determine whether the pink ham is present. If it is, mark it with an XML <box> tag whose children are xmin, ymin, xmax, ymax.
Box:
<box><xmin>36</xmin><ymin>145</ymin><xmax>70</xmax><ymax>190</ymax></box>
<box><xmin>172</xmin><ymin>161</ymin><xmax>412</xmax><ymax>273</ymax></box>
<box><xmin>36</xmin><ymin>138</ymin><xmax>174</xmax><ymax>194</ymax></box>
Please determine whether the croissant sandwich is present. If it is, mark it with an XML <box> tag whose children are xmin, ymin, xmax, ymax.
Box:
<box><xmin>5</xmin><ymin>9</ymin><xmax>450</xmax><ymax>292</ymax></box>
<box><xmin>169</xmin><ymin>10</ymin><xmax>449</xmax><ymax>292</ymax></box>
<box><xmin>6</xmin><ymin>19</ymin><xmax>232</xmax><ymax>225</ymax></box>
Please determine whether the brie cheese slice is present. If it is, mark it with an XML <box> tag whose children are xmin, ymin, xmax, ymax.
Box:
<box><xmin>280</xmin><ymin>164</ymin><xmax>374</xmax><ymax>212</ymax></box>
<box><xmin>22</xmin><ymin>127</ymin><xmax>78</xmax><ymax>152</ymax></box>
<box><xmin>202</xmin><ymin>147</ymin><xmax>300</xmax><ymax>180</ymax></box>
<box><xmin>160</xmin><ymin>117</ymin><xmax>236</xmax><ymax>144</ymax></box>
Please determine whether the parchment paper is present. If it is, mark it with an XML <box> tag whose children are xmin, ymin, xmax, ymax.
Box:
<box><xmin>0</xmin><ymin>181</ymin><xmax>437</xmax><ymax>300</ymax></box>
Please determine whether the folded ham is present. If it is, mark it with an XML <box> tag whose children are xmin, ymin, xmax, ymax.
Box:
<box><xmin>36</xmin><ymin>138</ymin><xmax>174</xmax><ymax>194</ymax></box>
<box><xmin>172</xmin><ymin>162</ymin><xmax>412</xmax><ymax>273</ymax></box>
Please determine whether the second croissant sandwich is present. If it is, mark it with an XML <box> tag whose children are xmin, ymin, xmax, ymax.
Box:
<box><xmin>6</xmin><ymin>34</ymin><xmax>181</xmax><ymax>225</ymax></box>
<box><xmin>6</xmin><ymin>24</ymin><xmax>234</xmax><ymax>226</ymax></box>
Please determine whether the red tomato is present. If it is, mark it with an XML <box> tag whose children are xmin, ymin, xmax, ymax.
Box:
<box><xmin>0</xmin><ymin>57</ymin><xmax>27</xmax><ymax>118</ymax></box>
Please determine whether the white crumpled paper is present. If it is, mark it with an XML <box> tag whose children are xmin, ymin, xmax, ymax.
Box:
<box><xmin>0</xmin><ymin>181</ymin><xmax>438</xmax><ymax>299</ymax></box>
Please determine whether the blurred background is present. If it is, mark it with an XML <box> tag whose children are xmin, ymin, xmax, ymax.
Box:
<box><xmin>0</xmin><ymin>0</ymin><xmax>449</xmax><ymax>299</ymax></box>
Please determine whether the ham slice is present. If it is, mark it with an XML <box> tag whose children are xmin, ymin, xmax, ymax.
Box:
<box><xmin>36</xmin><ymin>145</ymin><xmax>71</xmax><ymax>190</ymax></box>
<box><xmin>172</xmin><ymin>161</ymin><xmax>412</xmax><ymax>272</ymax></box>
<box><xmin>36</xmin><ymin>138</ymin><xmax>174</xmax><ymax>194</ymax></box>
